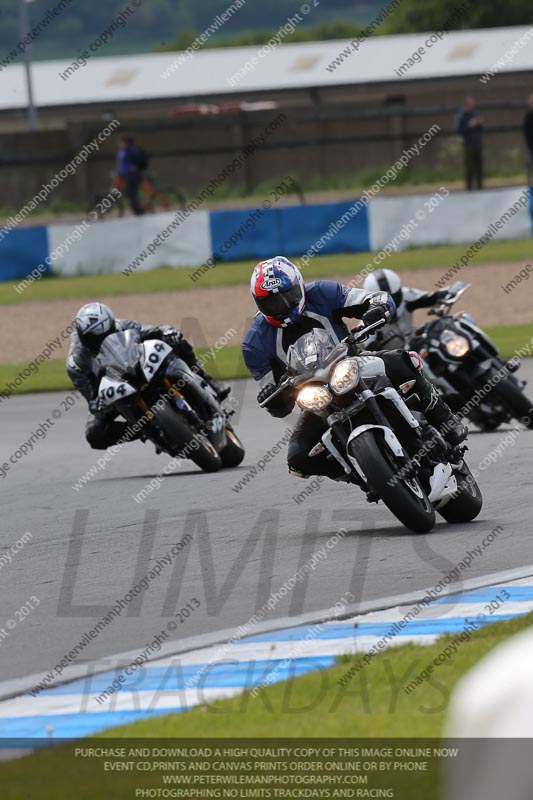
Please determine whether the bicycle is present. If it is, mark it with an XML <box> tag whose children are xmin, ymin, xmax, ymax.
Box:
<box><xmin>90</xmin><ymin>171</ymin><xmax>177</xmax><ymax>219</ymax></box>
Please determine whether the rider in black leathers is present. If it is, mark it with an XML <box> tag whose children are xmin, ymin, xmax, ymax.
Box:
<box><xmin>67</xmin><ymin>302</ymin><xmax>228</xmax><ymax>450</ymax></box>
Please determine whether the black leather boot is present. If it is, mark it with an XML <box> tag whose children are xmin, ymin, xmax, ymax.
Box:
<box><xmin>424</xmin><ymin>386</ymin><xmax>468</xmax><ymax>446</ymax></box>
<box><xmin>205</xmin><ymin>376</ymin><xmax>231</xmax><ymax>402</ymax></box>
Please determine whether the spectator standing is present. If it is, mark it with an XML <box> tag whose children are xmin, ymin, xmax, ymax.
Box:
<box><xmin>116</xmin><ymin>136</ymin><xmax>146</xmax><ymax>216</ymax></box>
<box><xmin>455</xmin><ymin>97</ymin><xmax>484</xmax><ymax>191</ymax></box>
<box><xmin>522</xmin><ymin>93</ymin><xmax>533</xmax><ymax>181</ymax></box>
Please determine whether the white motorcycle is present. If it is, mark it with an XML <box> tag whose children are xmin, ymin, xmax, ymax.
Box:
<box><xmin>263</xmin><ymin>322</ymin><xmax>482</xmax><ymax>533</ymax></box>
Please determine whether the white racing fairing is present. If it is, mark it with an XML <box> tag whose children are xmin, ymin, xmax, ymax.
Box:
<box><xmin>98</xmin><ymin>375</ymin><xmax>137</xmax><ymax>408</ymax></box>
<box><xmin>141</xmin><ymin>340</ymin><xmax>173</xmax><ymax>381</ymax></box>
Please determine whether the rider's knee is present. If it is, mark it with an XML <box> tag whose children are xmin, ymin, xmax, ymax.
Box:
<box><xmin>287</xmin><ymin>445</ymin><xmax>310</xmax><ymax>477</ymax></box>
<box><xmin>383</xmin><ymin>349</ymin><xmax>424</xmax><ymax>383</ymax></box>
<box><xmin>85</xmin><ymin>419</ymin><xmax>108</xmax><ymax>450</ymax></box>
<box><xmin>406</xmin><ymin>350</ymin><xmax>424</xmax><ymax>374</ymax></box>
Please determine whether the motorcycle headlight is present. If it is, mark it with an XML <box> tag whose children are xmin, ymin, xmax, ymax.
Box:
<box><xmin>297</xmin><ymin>385</ymin><xmax>332</xmax><ymax>412</ymax></box>
<box><xmin>441</xmin><ymin>331</ymin><xmax>471</xmax><ymax>358</ymax></box>
<box><xmin>330</xmin><ymin>359</ymin><xmax>360</xmax><ymax>395</ymax></box>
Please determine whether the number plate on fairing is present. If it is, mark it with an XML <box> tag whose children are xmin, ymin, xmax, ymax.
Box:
<box><xmin>141</xmin><ymin>340</ymin><xmax>173</xmax><ymax>381</ymax></box>
<box><xmin>98</xmin><ymin>376</ymin><xmax>136</xmax><ymax>407</ymax></box>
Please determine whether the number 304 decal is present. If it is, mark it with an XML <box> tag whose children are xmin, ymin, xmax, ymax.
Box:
<box><xmin>100</xmin><ymin>383</ymin><xmax>128</xmax><ymax>400</ymax></box>
<box><xmin>98</xmin><ymin>376</ymin><xmax>135</xmax><ymax>404</ymax></box>
<box><xmin>143</xmin><ymin>340</ymin><xmax>170</xmax><ymax>378</ymax></box>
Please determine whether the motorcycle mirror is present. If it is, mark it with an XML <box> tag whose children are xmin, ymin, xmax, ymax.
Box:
<box><xmin>448</xmin><ymin>281</ymin><xmax>463</xmax><ymax>293</ymax></box>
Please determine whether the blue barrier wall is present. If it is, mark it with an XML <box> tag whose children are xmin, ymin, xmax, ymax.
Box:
<box><xmin>209</xmin><ymin>200</ymin><xmax>370</xmax><ymax>261</ymax></box>
<box><xmin>0</xmin><ymin>226</ymin><xmax>49</xmax><ymax>282</ymax></box>
<box><xmin>0</xmin><ymin>188</ymin><xmax>532</xmax><ymax>283</ymax></box>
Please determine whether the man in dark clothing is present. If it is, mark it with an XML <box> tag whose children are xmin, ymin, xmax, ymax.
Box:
<box><xmin>67</xmin><ymin>302</ymin><xmax>229</xmax><ymax>450</ymax></box>
<box><xmin>523</xmin><ymin>94</ymin><xmax>533</xmax><ymax>181</ymax></box>
<box><xmin>455</xmin><ymin>97</ymin><xmax>484</xmax><ymax>191</ymax></box>
<box><xmin>116</xmin><ymin>136</ymin><xmax>145</xmax><ymax>216</ymax></box>
<box><xmin>523</xmin><ymin>94</ymin><xmax>533</xmax><ymax>158</ymax></box>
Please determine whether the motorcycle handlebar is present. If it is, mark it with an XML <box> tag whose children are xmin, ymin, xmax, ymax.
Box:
<box><xmin>346</xmin><ymin>317</ymin><xmax>388</xmax><ymax>345</ymax></box>
<box><xmin>429</xmin><ymin>282</ymin><xmax>471</xmax><ymax>316</ymax></box>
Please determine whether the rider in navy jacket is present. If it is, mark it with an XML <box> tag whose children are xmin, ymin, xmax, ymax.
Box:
<box><xmin>242</xmin><ymin>257</ymin><xmax>466</xmax><ymax>479</ymax></box>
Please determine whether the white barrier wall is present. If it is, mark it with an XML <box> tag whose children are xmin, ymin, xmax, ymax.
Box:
<box><xmin>6</xmin><ymin>185</ymin><xmax>530</xmax><ymax>284</ymax></box>
<box><xmin>369</xmin><ymin>186</ymin><xmax>531</xmax><ymax>252</ymax></box>
<box><xmin>47</xmin><ymin>210</ymin><xmax>212</xmax><ymax>276</ymax></box>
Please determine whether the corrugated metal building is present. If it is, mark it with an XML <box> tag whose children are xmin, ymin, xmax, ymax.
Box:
<box><xmin>1</xmin><ymin>25</ymin><xmax>532</xmax><ymax>205</ymax></box>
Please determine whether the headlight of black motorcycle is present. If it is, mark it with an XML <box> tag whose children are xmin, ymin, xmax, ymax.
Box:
<box><xmin>440</xmin><ymin>330</ymin><xmax>470</xmax><ymax>358</ymax></box>
<box><xmin>297</xmin><ymin>385</ymin><xmax>332</xmax><ymax>412</ymax></box>
<box><xmin>330</xmin><ymin>359</ymin><xmax>360</xmax><ymax>395</ymax></box>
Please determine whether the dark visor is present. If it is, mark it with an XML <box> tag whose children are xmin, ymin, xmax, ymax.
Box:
<box><xmin>82</xmin><ymin>331</ymin><xmax>109</xmax><ymax>351</ymax></box>
<box><xmin>255</xmin><ymin>284</ymin><xmax>302</xmax><ymax>320</ymax></box>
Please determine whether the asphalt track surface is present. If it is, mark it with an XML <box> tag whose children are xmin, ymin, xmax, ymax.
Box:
<box><xmin>1</xmin><ymin>365</ymin><xmax>532</xmax><ymax>684</ymax></box>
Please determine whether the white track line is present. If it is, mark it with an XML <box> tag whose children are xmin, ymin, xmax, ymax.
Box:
<box><xmin>1</xmin><ymin>563</ymin><xmax>532</xmax><ymax>702</ymax></box>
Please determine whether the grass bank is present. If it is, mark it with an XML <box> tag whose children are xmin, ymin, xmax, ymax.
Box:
<box><xmin>0</xmin><ymin>238</ymin><xmax>530</xmax><ymax>306</ymax></box>
<box><xmin>1</xmin><ymin>611</ymin><xmax>531</xmax><ymax>800</ymax></box>
<box><xmin>0</xmin><ymin>324</ymin><xmax>529</xmax><ymax>395</ymax></box>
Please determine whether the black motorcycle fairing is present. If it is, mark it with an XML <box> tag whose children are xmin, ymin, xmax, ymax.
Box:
<box><xmin>165</xmin><ymin>357</ymin><xmax>224</xmax><ymax>440</ymax></box>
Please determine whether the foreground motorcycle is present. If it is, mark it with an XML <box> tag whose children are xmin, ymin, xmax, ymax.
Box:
<box><xmin>411</xmin><ymin>282</ymin><xmax>533</xmax><ymax>431</ymax></box>
<box><xmin>96</xmin><ymin>329</ymin><xmax>245</xmax><ymax>472</ymax></box>
<box><xmin>262</xmin><ymin>323</ymin><xmax>482</xmax><ymax>534</ymax></box>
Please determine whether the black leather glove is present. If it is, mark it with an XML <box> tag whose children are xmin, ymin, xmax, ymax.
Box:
<box><xmin>258</xmin><ymin>382</ymin><xmax>295</xmax><ymax>417</ymax></box>
<box><xmin>89</xmin><ymin>396</ymin><xmax>105</xmax><ymax>416</ymax></box>
<box><xmin>162</xmin><ymin>328</ymin><xmax>183</xmax><ymax>348</ymax></box>
<box><xmin>257</xmin><ymin>383</ymin><xmax>277</xmax><ymax>406</ymax></box>
<box><xmin>362</xmin><ymin>304</ymin><xmax>388</xmax><ymax>327</ymax></box>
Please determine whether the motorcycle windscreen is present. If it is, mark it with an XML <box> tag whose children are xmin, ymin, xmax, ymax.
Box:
<box><xmin>98</xmin><ymin>329</ymin><xmax>142</xmax><ymax>378</ymax></box>
<box><xmin>287</xmin><ymin>329</ymin><xmax>345</xmax><ymax>375</ymax></box>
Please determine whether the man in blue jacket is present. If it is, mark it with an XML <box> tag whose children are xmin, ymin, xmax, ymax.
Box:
<box><xmin>116</xmin><ymin>136</ymin><xmax>146</xmax><ymax>215</ymax></box>
<box><xmin>456</xmin><ymin>97</ymin><xmax>484</xmax><ymax>191</ymax></box>
<box><xmin>242</xmin><ymin>257</ymin><xmax>466</xmax><ymax>480</ymax></box>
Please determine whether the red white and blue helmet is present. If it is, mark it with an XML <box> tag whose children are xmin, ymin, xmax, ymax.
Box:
<box><xmin>251</xmin><ymin>256</ymin><xmax>306</xmax><ymax>327</ymax></box>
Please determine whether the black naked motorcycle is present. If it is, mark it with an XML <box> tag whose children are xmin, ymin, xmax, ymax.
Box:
<box><xmin>411</xmin><ymin>282</ymin><xmax>533</xmax><ymax>431</ymax></box>
<box><xmin>262</xmin><ymin>322</ymin><xmax>482</xmax><ymax>534</ymax></box>
<box><xmin>96</xmin><ymin>329</ymin><xmax>245</xmax><ymax>472</ymax></box>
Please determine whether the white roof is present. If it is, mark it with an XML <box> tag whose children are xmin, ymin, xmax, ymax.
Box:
<box><xmin>2</xmin><ymin>25</ymin><xmax>533</xmax><ymax>111</ymax></box>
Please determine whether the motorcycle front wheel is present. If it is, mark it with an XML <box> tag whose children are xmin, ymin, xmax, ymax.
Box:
<box><xmin>152</xmin><ymin>403</ymin><xmax>222</xmax><ymax>473</ymax></box>
<box><xmin>490</xmin><ymin>375</ymin><xmax>533</xmax><ymax>429</ymax></box>
<box><xmin>348</xmin><ymin>430</ymin><xmax>436</xmax><ymax>534</ymax></box>
<box><xmin>437</xmin><ymin>462</ymin><xmax>483</xmax><ymax>523</ymax></box>
<box><xmin>220</xmin><ymin>427</ymin><xmax>246</xmax><ymax>468</ymax></box>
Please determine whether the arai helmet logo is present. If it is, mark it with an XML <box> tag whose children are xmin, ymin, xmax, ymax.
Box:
<box><xmin>261</xmin><ymin>276</ymin><xmax>283</xmax><ymax>291</ymax></box>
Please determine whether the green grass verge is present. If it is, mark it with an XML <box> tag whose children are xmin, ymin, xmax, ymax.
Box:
<box><xmin>0</xmin><ymin>346</ymin><xmax>249</xmax><ymax>395</ymax></box>
<box><xmin>485</xmin><ymin>324</ymin><xmax>533</xmax><ymax>357</ymax></box>
<box><xmin>104</xmin><ymin>611</ymin><xmax>532</xmax><ymax>738</ymax></box>
<box><xmin>1</xmin><ymin>611</ymin><xmax>531</xmax><ymax>800</ymax></box>
<box><xmin>1</xmin><ymin>238</ymin><xmax>531</xmax><ymax>305</ymax></box>
<box><xmin>1</xmin><ymin>324</ymin><xmax>530</xmax><ymax>396</ymax></box>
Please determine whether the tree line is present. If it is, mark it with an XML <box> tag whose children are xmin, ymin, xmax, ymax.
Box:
<box><xmin>0</xmin><ymin>0</ymin><xmax>529</xmax><ymax>62</ymax></box>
